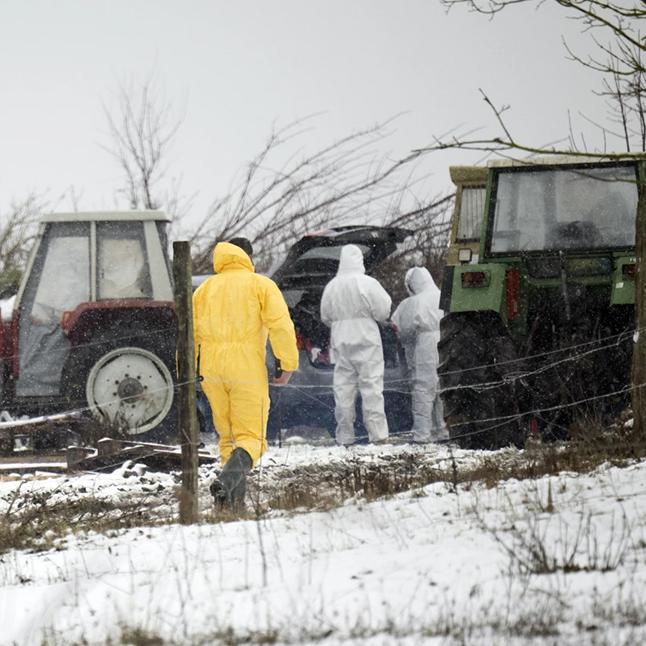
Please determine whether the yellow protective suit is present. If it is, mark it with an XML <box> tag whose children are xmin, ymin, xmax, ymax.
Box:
<box><xmin>192</xmin><ymin>242</ymin><xmax>298</xmax><ymax>465</ymax></box>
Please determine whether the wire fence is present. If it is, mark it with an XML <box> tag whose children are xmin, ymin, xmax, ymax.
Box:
<box><xmin>0</xmin><ymin>317</ymin><xmax>641</xmax><ymax>452</ymax></box>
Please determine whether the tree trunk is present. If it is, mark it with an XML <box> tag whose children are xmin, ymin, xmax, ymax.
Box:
<box><xmin>631</xmin><ymin>163</ymin><xmax>646</xmax><ymax>438</ymax></box>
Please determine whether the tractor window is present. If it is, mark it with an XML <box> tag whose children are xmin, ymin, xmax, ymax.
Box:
<box><xmin>33</xmin><ymin>234</ymin><xmax>90</xmax><ymax>319</ymax></box>
<box><xmin>97</xmin><ymin>222</ymin><xmax>152</xmax><ymax>299</ymax></box>
<box><xmin>490</xmin><ymin>164</ymin><xmax>637</xmax><ymax>254</ymax></box>
<box><xmin>17</xmin><ymin>222</ymin><xmax>90</xmax><ymax>396</ymax></box>
<box><xmin>456</xmin><ymin>186</ymin><xmax>485</xmax><ymax>241</ymax></box>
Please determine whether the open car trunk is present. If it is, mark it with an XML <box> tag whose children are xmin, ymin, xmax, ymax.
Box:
<box><xmin>272</xmin><ymin>226</ymin><xmax>411</xmax><ymax>371</ymax></box>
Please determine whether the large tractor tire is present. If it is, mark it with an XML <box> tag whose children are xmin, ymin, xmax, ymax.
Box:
<box><xmin>438</xmin><ymin>312</ymin><xmax>524</xmax><ymax>449</ymax></box>
<box><xmin>62</xmin><ymin>328</ymin><xmax>177</xmax><ymax>443</ymax></box>
<box><xmin>521</xmin><ymin>315</ymin><xmax>633</xmax><ymax>439</ymax></box>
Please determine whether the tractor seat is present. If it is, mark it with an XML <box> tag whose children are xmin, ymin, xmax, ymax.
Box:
<box><xmin>545</xmin><ymin>221</ymin><xmax>603</xmax><ymax>250</ymax></box>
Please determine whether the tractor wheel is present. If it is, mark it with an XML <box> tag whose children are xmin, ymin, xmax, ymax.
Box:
<box><xmin>62</xmin><ymin>329</ymin><xmax>176</xmax><ymax>442</ymax></box>
<box><xmin>523</xmin><ymin>322</ymin><xmax>633</xmax><ymax>439</ymax></box>
<box><xmin>438</xmin><ymin>312</ymin><xmax>524</xmax><ymax>449</ymax></box>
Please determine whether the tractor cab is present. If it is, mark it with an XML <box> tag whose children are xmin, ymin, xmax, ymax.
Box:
<box><xmin>1</xmin><ymin>211</ymin><xmax>176</xmax><ymax>440</ymax></box>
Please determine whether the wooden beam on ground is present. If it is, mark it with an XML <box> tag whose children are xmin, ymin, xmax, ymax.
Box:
<box><xmin>65</xmin><ymin>440</ymin><xmax>216</xmax><ymax>473</ymax></box>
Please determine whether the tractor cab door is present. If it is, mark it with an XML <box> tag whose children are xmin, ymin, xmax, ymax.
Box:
<box><xmin>16</xmin><ymin>222</ymin><xmax>91</xmax><ymax>397</ymax></box>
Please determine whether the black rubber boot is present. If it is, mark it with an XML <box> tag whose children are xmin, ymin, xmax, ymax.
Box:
<box><xmin>210</xmin><ymin>448</ymin><xmax>253</xmax><ymax>511</ymax></box>
<box><xmin>209</xmin><ymin>479</ymin><xmax>228</xmax><ymax>510</ymax></box>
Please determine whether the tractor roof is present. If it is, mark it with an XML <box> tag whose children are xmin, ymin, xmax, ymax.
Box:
<box><xmin>449</xmin><ymin>165</ymin><xmax>488</xmax><ymax>184</ymax></box>
<box><xmin>487</xmin><ymin>155</ymin><xmax>638</xmax><ymax>169</ymax></box>
<box><xmin>41</xmin><ymin>210</ymin><xmax>170</xmax><ymax>223</ymax></box>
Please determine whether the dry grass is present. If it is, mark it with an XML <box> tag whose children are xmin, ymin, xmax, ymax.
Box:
<box><xmin>0</xmin><ymin>486</ymin><xmax>173</xmax><ymax>555</ymax></box>
<box><xmin>247</xmin><ymin>424</ymin><xmax>646</xmax><ymax>517</ymax></box>
<box><xmin>4</xmin><ymin>416</ymin><xmax>645</xmax><ymax>554</ymax></box>
<box><xmin>480</xmin><ymin>505</ymin><xmax>632</xmax><ymax>577</ymax></box>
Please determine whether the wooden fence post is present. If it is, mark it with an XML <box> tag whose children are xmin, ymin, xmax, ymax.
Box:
<box><xmin>173</xmin><ymin>241</ymin><xmax>199</xmax><ymax>524</ymax></box>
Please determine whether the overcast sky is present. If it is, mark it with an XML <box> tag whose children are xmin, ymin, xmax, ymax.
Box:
<box><xmin>0</xmin><ymin>1</ymin><xmax>611</xmax><ymax>229</ymax></box>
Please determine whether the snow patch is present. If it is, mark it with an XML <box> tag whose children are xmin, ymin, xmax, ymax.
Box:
<box><xmin>2</xmin><ymin>445</ymin><xmax>646</xmax><ymax>644</ymax></box>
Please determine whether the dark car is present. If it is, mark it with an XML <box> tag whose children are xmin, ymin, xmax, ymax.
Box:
<box><xmin>267</xmin><ymin>225</ymin><xmax>413</xmax><ymax>442</ymax></box>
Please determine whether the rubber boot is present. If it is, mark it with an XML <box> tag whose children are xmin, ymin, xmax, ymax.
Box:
<box><xmin>209</xmin><ymin>448</ymin><xmax>252</xmax><ymax>511</ymax></box>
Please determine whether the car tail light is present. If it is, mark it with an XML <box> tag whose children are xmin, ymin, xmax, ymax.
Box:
<box><xmin>461</xmin><ymin>271</ymin><xmax>488</xmax><ymax>288</ymax></box>
<box><xmin>296</xmin><ymin>333</ymin><xmax>310</xmax><ymax>351</ymax></box>
<box><xmin>506</xmin><ymin>268</ymin><xmax>520</xmax><ymax>321</ymax></box>
<box><xmin>622</xmin><ymin>263</ymin><xmax>636</xmax><ymax>280</ymax></box>
<box><xmin>297</xmin><ymin>332</ymin><xmax>331</xmax><ymax>367</ymax></box>
<box><xmin>313</xmin><ymin>349</ymin><xmax>331</xmax><ymax>366</ymax></box>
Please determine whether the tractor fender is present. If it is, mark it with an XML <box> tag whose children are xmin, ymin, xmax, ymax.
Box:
<box><xmin>61</xmin><ymin>300</ymin><xmax>176</xmax><ymax>347</ymax></box>
<box><xmin>60</xmin><ymin>301</ymin><xmax>178</xmax><ymax>440</ymax></box>
<box><xmin>446</xmin><ymin>263</ymin><xmax>508</xmax><ymax>316</ymax></box>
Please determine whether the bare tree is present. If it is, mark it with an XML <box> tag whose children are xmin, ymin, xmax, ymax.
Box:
<box><xmin>437</xmin><ymin>0</ymin><xmax>646</xmax><ymax>436</ymax></box>
<box><xmin>596</xmin><ymin>63</ymin><xmax>646</xmax><ymax>153</ymax></box>
<box><xmin>189</xmin><ymin>117</ymin><xmax>445</xmax><ymax>273</ymax></box>
<box><xmin>383</xmin><ymin>193</ymin><xmax>453</xmax><ymax>282</ymax></box>
<box><xmin>103</xmin><ymin>78</ymin><xmax>182</xmax><ymax>211</ymax></box>
<box><xmin>0</xmin><ymin>193</ymin><xmax>46</xmax><ymax>298</ymax></box>
<box><xmin>102</xmin><ymin>78</ymin><xmax>450</xmax><ymax>277</ymax></box>
<box><xmin>103</xmin><ymin>90</ymin><xmax>442</xmax><ymax>274</ymax></box>
<box><xmin>442</xmin><ymin>1</ymin><xmax>646</xmax><ymax>152</ymax></box>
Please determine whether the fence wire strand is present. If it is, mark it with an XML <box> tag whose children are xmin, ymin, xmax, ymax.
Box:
<box><xmin>1</xmin><ymin>317</ymin><xmax>642</xmax><ymax>453</ymax></box>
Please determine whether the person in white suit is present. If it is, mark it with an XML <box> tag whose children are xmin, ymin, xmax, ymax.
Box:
<box><xmin>392</xmin><ymin>266</ymin><xmax>448</xmax><ymax>443</ymax></box>
<box><xmin>320</xmin><ymin>244</ymin><xmax>392</xmax><ymax>445</ymax></box>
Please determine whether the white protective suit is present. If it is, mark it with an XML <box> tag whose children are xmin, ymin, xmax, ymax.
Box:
<box><xmin>392</xmin><ymin>267</ymin><xmax>448</xmax><ymax>442</ymax></box>
<box><xmin>320</xmin><ymin>244</ymin><xmax>392</xmax><ymax>445</ymax></box>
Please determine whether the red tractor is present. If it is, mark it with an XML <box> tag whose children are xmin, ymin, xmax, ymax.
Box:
<box><xmin>0</xmin><ymin>211</ymin><xmax>177</xmax><ymax>447</ymax></box>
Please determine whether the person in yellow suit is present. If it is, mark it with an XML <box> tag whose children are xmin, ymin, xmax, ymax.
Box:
<box><xmin>192</xmin><ymin>238</ymin><xmax>298</xmax><ymax>509</ymax></box>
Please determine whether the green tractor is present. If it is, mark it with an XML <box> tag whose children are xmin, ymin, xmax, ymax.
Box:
<box><xmin>438</xmin><ymin>157</ymin><xmax>641</xmax><ymax>448</ymax></box>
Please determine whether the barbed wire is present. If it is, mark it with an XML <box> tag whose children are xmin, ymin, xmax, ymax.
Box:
<box><xmin>437</xmin><ymin>326</ymin><xmax>637</xmax><ymax>377</ymax></box>
<box><xmin>3</xmin><ymin>377</ymin><xmax>642</xmax><ymax>502</ymax></box>
<box><xmin>272</xmin><ymin>330</ymin><xmax>633</xmax><ymax>396</ymax></box>
<box><xmin>0</xmin><ymin>313</ymin><xmax>639</xmax><ymax>397</ymax></box>
<box><xmin>3</xmin><ymin>343</ymin><xmax>632</xmax><ymax>444</ymax></box>
<box><xmin>0</xmin><ymin>320</ymin><xmax>641</xmax><ymax>460</ymax></box>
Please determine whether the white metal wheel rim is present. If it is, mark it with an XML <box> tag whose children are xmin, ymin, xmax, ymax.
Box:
<box><xmin>86</xmin><ymin>346</ymin><xmax>173</xmax><ymax>435</ymax></box>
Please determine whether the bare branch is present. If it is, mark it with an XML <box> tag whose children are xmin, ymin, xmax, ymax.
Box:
<box><xmin>102</xmin><ymin>77</ymin><xmax>182</xmax><ymax>212</ymax></box>
<box><xmin>443</xmin><ymin>1</ymin><xmax>646</xmax><ymax>152</ymax></box>
<box><xmin>191</xmin><ymin>117</ymin><xmax>427</xmax><ymax>273</ymax></box>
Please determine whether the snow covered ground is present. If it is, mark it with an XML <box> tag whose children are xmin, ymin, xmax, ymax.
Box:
<box><xmin>2</xmin><ymin>442</ymin><xmax>646</xmax><ymax>645</ymax></box>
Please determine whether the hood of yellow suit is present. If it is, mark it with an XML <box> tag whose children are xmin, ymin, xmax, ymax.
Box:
<box><xmin>213</xmin><ymin>242</ymin><xmax>255</xmax><ymax>274</ymax></box>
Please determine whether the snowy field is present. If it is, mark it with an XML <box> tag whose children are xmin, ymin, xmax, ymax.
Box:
<box><xmin>2</xmin><ymin>441</ymin><xmax>646</xmax><ymax>645</ymax></box>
